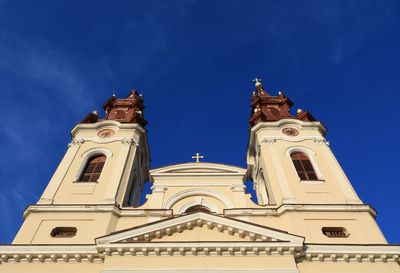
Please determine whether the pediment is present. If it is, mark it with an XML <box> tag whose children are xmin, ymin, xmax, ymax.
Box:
<box><xmin>96</xmin><ymin>212</ymin><xmax>304</xmax><ymax>245</ymax></box>
<box><xmin>150</xmin><ymin>162</ymin><xmax>246</xmax><ymax>176</ymax></box>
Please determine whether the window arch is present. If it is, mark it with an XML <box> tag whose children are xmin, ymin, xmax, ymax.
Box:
<box><xmin>79</xmin><ymin>155</ymin><xmax>106</xmax><ymax>182</ymax></box>
<box><xmin>290</xmin><ymin>152</ymin><xmax>318</xmax><ymax>180</ymax></box>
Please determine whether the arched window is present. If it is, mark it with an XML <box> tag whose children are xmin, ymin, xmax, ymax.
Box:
<box><xmin>184</xmin><ymin>205</ymin><xmax>211</xmax><ymax>214</ymax></box>
<box><xmin>79</xmin><ymin>155</ymin><xmax>106</xmax><ymax>182</ymax></box>
<box><xmin>290</xmin><ymin>152</ymin><xmax>318</xmax><ymax>180</ymax></box>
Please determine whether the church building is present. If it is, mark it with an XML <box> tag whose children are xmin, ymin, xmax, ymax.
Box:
<box><xmin>0</xmin><ymin>80</ymin><xmax>399</xmax><ymax>272</ymax></box>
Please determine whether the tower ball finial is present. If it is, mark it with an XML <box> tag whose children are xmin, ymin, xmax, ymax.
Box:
<box><xmin>252</xmin><ymin>77</ymin><xmax>262</xmax><ymax>87</ymax></box>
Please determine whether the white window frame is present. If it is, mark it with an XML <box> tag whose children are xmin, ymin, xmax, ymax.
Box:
<box><xmin>285</xmin><ymin>146</ymin><xmax>324</xmax><ymax>182</ymax></box>
<box><xmin>74</xmin><ymin>147</ymin><xmax>113</xmax><ymax>182</ymax></box>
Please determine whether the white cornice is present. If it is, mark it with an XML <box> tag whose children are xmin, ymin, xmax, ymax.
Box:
<box><xmin>257</xmin><ymin>136</ymin><xmax>328</xmax><ymax>145</ymax></box>
<box><xmin>22</xmin><ymin>204</ymin><xmax>377</xmax><ymax>219</ymax></box>
<box><xmin>71</xmin><ymin>120</ymin><xmax>146</xmax><ymax>136</ymax></box>
<box><xmin>22</xmin><ymin>205</ymin><xmax>173</xmax><ymax>219</ymax></box>
<box><xmin>250</xmin><ymin>120</ymin><xmax>326</xmax><ymax>136</ymax></box>
<box><xmin>1</xmin><ymin>243</ymin><xmax>399</xmax><ymax>264</ymax></box>
<box><xmin>96</xmin><ymin>242</ymin><xmax>303</xmax><ymax>256</ymax></box>
<box><xmin>224</xmin><ymin>204</ymin><xmax>377</xmax><ymax>218</ymax></box>
<box><xmin>302</xmin><ymin>244</ymin><xmax>400</xmax><ymax>263</ymax></box>
<box><xmin>0</xmin><ymin>245</ymin><xmax>102</xmax><ymax>263</ymax></box>
<box><xmin>150</xmin><ymin>162</ymin><xmax>246</xmax><ymax>177</ymax></box>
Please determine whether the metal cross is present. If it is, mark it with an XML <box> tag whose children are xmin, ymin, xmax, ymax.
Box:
<box><xmin>252</xmin><ymin>77</ymin><xmax>262</xmax><ymax>84</ymax></box>
<box><xmin>191</xmin><ymin>152</ymin><xmax>204</xmax><ymax>163</ymax></box>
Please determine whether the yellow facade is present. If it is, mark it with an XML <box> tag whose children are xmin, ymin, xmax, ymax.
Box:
<box><xmin>1</xmin><ymin>88</ymin><xmax>399</xmax><ymax>273</ymax></box>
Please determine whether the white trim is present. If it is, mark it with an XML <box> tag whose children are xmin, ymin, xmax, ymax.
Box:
<box><xmin>150</xmin><ymin>162</ymin><xmax>246</xmax><ymax>176</ymax></box>
<box><xmin>284</xmin><ymin>146</ymin><xmax>323</xmax><ymax>180</ymax></box>
<box><xmin>285</xmin><ymin>146</ymin><xmax>316</xmax><ymax>157</ymax></box>
<box><xmin>224</xmin><ymin>204</ymin><xmax>377</xmax><ymax>217</ymax></box>
<box><xmin>22</xmin><ymin>204</ymin><xmax>377</xmax><ymax>218</ymax></box>
<box><xmin>250</xmin><ymin>119</ymin><xmax>326</xmax><ymax>135</ymax></box>
<box><xmin>75</xmin><ymin>148</ymin><xmax>113</xmax><ymax>182</ymax></box>
<box><xmin>163</xmin><ymin>188</ymin><xmax>234</xmax><ymax>209</ymax></box>
<box><xmin>71</xmin><ymin>120</ymin><xmax>146</xmax><ymax>136</ymax></box>
<box><xmin>303</xmin><ymin>244</ymin><xmax>400</xmax><ymax>262</ymax></box>
<box><xmin>1</xmin><ymin>243</ymin><xmax>399</xmax><ymax>263</ymax></box>
<box><xmin>95</xmin><ymin>212</ymin><xmax>304</xmax><ymax>245</ymax></box>
<box><xmin>0</xmin><ymin>245</ymin><xmax>103</xmax><ymax>263</ymax></box>
<box><xmin>75</xmin><ymin>136</ymin><xmax>140</xmax><ymax>145</ymax></box>
<box><xmin>179</xmin><ymin>199</ymin><xmax>219</xmax><ymax>214</ymax></box>
<box><xmin>81</xmin><ymin>147</ymin><xmax>113</xmax><ymax>158</ymax></box>
<box><xmin>100</xmin><ymin>268</ymin><xmax>300</xmax><ymax>273</ymax></box>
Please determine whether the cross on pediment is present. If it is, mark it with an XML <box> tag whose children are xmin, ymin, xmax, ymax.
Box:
<box><xmin>191</xmin><ymin>152</ymin><xmax>204</xmax><ymax>163</ymax></box>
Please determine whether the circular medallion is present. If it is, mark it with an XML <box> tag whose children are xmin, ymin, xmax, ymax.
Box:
<box><xmin>97</xmin><ymin>129</ymin><xmax>115</xmax><ymax>138</ymax></box>
<box><xmin>282</xmin><ymin>127</ymin><xmax>299</xmax><ymax>137</ymax></box>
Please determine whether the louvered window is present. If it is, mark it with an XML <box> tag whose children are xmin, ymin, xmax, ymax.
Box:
<box><xmin>322</xmin><ymin>227</ymin><xmax>349</xmax><ymax>238</ymax></box>
<box><xmin>51</xmin><ymin>227</ymin><xmax>77</xmax><ymax>238</ymax></box>
<box><xmin>79</xmin><ymin>155</ymin><xmax>106</xmax><ymax>182</ymax></box>
<box><xmin>290</xmin><ymin>152</ymin><xmax>318</xmax><ymax>180</ymax></box>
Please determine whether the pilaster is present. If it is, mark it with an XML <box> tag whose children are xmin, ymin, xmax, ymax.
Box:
<box><xmin>103</xmin><ymin>138</ymin><xmax>138</xmax><ymax>204</ymax></box>
<box><xmin>38</xmin><ymin>138</ymin><xmax>84</xmax><ymax>204</ymax></box>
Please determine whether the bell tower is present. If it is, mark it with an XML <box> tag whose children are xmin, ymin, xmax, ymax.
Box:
<box><xmin>13</xmin><ymin>89</ymin><xmax>150</xmax><ymax>244</ymax></box>
<box><xmin>38</xmin><ymin>90</ymin><xmax>149</xmax><ymax>206</ymax></box>
<box><xmin>247</xmin><ymin>79</ymin><xmax>361</xmax><ymax>206</ymax></box>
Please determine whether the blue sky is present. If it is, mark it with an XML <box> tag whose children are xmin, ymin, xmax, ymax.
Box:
<box><xmin>0</xmin><ymin>0</ymin><xmax>399</xmax><ymax>243</ymax></box>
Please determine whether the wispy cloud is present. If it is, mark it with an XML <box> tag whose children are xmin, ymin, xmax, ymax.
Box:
<box><xmin>0</xmin><ymin>28</ymin><xmax>99</xmax><ymax>242</ymax></box>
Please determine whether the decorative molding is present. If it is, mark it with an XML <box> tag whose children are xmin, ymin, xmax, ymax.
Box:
<box><xmin>122</xmin><ymin>138</ymin><xmax>138</xmax><ymax>146</ymax></box>
<box><xmin>224</xmin><ymin>204</ymin><xmax>377</xmax><ymax>217</ymax></box>
<box><xmin>313</xmin><ymin>138</ymin><xmax>330</xmax><ymax>146</ymax></box>
<box><xmin>22</xmin><ymin>204</ymin><xmax>173</xmax><ymax>219</ymax></box>
<box><xmin>96</xmin><ymin>242</ymin><xmax>302</xmax><ymax>257</ymax></box>
<box><xmin>264</xmin><ymin>138</ymin><xmax>277</xmax><ymax>145</ymax></box>
<box><xmin>68</xmin><ymin>138</ymin><xmax>85</xmax><ymax>147</ymax></box>
<box><xmin>22</xmin><ymin>204</ymin><xmax>377</xmax><ymax>219</ymax></box>
<box><xmin>230</xmin><ymin>184</ymin><xmax>246</xmax><ymax>192</ymax></box>
<box><xmin>163</xmin><ymin>188</ymin><xmax>234</xmax><ymax>209</ymax></box>
<box><xmin>250</xmin><ymin>119</ymin><xmax>326</xmax><ymax>136</ymax></box>
<box><xmin>71</xmin><ymin>120</ymin><xmax>146</xmax><ymax>136</ymax></box>
<box><xmin>301</xmin><ymin>244</ymin><xmax>400</xmax><ymax>263</ymax></box>
<box><xmin>100</xmin><ymin>268</ymin><xmax>300</xmax><ymax>273</ymax></box>
<box><xmin>256</xmin><ymin>144</ymin><xmax>261</xmax><ymax>157</ymax></box>
<box><xmin>258</xmin><ymin>136</ymin><xmax>328</xmax><ymax>145</ymax></box>
<box><xmin>95</xmin><ymin>212</ymin><xmax>304</xmax><ymax>245</ymax></box>
<box><xmin>178</xmin><ymin>199</ymin><xmax>219</xmax><ymax>214</ymax></box>
<box><xmin>0</xmin><ymin>245</ymin><xmax>102</xmax><ymax>264</ymax></box>
<box><xmin>1</xmin><ymin>243</ymin><xmax>399</xmax><ymax>264</ymax></box>
<box><xmin>81</xmin><ymin>147</ymin><xmax>113</xmax><ymax>158</ymax></box>
<box><xmin>284</xmin><ymin>146</ymin><xmax>316</xmax><ymax>157</ymax></box>
<box><xmin>151</xmin><ymin>185</ymin><xmax>168</xmax><ymax>193</ymax></box>
<box><xmin>150</xmin><ymin>162</ymin><xmax>246</xmax><ymax>178</ymax></box>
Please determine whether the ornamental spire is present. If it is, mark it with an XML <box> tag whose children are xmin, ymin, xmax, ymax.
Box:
<box><xmin>252</xmin><ymin>77</ymin><xmax>268</xmax><ymax>96</ymax></box>
<box><xmin>80</xmin><ymin>89</ymin><xmax>148</xmax><ymax>127</ymax></box>
<box><xmin>248</xmin><ymin>77</ymin><xmax>316</xmax><ymax>127</ymax></box>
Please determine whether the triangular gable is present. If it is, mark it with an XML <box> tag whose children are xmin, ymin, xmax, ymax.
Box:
<box><xmin>96</xmin><ymin>212</ymin><xmax>304</xmax><ymax>244</ymax></box>
<box><xmin>150</xmin><ymin>162</ymin><xmax>247</xmax><ymax>176</ymax></box>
